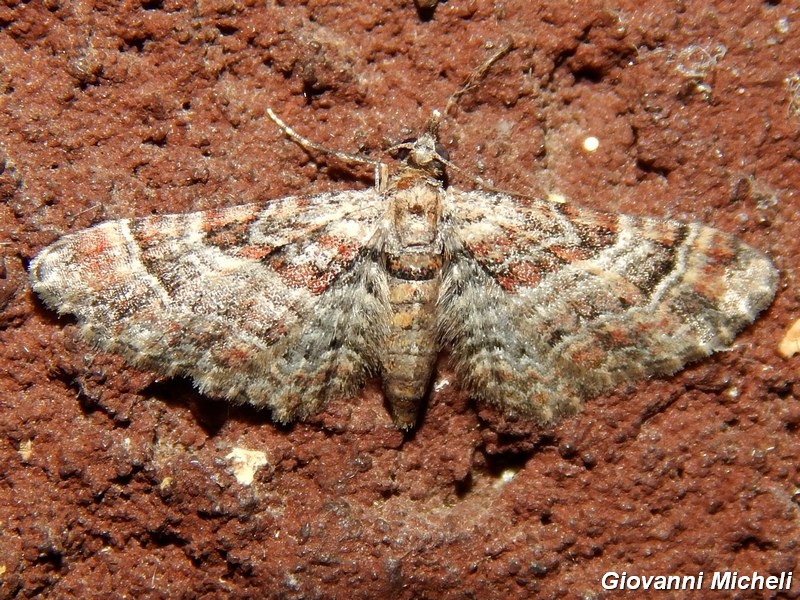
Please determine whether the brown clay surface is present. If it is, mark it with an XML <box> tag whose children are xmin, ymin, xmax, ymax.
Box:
<box><xmin>1</xmin><ymin>1</ymin><xmax>799</xmax><ymax>598</ymax></box>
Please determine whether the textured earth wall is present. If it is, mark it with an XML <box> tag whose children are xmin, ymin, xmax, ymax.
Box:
<box><xmin>1</xmin><ymin>1</ymin><xmax>799</xmax><ymax>598</ymax></box>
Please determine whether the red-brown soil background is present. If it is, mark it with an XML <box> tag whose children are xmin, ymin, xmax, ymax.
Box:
<box><xmin>1</xmin><ymin>1</ymin><xmax>799</xmax><ymax>598</ymax></box>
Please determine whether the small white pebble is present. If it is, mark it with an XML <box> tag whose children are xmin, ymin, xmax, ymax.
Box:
<box><xmin>433</xmin><ymin>377</ymin><xmax>450</xmax><ymax>392</ymax></box>
<box><xmin>493</xmin><ymin>468</ymin><xmax>519</xmax><ymax>489</ymax></box>
<box><xmin>582</xmin><ymin>136</ymin><xmax>600</xmax><ymax>152</ymax></box>
<box><xmin>18</xmin><ymin>439</ymin><xmax>32</xmax><ymax>462</ymax></box>
<box><xmin>226</xmin><ymin>447</ymin><xmax>268</xmax><ymax>485</ymax></box>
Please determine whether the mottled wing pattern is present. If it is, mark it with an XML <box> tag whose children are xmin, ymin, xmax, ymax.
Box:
<box><xmin>31</xmin><ymin>190</ymin><xmax>391</xmax><ymax>422</ymax></box>
<box><xmin>439</xmin><ymin>190</ymin><xmax>778</xmax><ymax>423</ymax></box>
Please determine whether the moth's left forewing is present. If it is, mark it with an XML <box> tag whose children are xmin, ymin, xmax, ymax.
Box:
<box><xmin>31</xmin><ymin>190</ymin><xmax>386</xmax><ymax>337</ymax></box>
<box><xmin>438</xmin><ymin>189</ymin><xmax>777</xmax><ymax>423</ymax></box>
<box><xmin>29</xmin><ymin>189</ymin><xmax>391</xmax><ymax>422</ymax></box>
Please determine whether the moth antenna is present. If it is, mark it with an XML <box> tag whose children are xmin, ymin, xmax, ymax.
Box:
<box><xmin>266</xmin><ymin>108</ymin><xmax>380</xmax><ymax>168</ymax></box>
<box><xmin>443</xmin><ymin>39</ymin><xmax>514</xmax><ymax>118</ymax></box>
<box><xmin>424</xmin><ymin>109</ymin><xmax>442</xmax><ymax>137</ymax></box>
<box><xmin>430</xmin><ymin>42</ymin><xmax>538</xmax><ymax>200</ymax></box>
<box><xmin>266</xmin><ymin>108</ymin><xmax>390</xmax><ymax>189</ymax></box>
<box><xmin>269</xmin><ymin>40</ymin><xmax>513</xmax><ymax>193</ymax></box>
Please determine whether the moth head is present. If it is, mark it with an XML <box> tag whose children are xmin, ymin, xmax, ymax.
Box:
<box><xmin>391</xmin><ymin>110</ymin><xmax>450</xmax><ymax>183</ymax></box>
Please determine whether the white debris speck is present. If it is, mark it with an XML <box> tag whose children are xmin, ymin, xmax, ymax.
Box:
<box><xmin>493</xmin><ymin>468</ymin><xmax>519</xmax><ymax>489</ymax></box>
<box><xmin>433</xmin><ymin>377</ymin><xmax>450</xmax><ymax>392</ymax></box>
<box><xmin>226</xmin><ymin>447</ymin><xmax>268</xmax><ymax>485</ymax></box>
<box><xmin>778</xmin><ymin>317</ymin><xmax>800</xmax><ymax>359</ymax></box>
<box><xmin>546</xmin><ymin>191</ymin><xmax>568</xmax><ymax>204</ymax></box>
<box><xmin>582</xmin><ymin>136</ymin><xmax>600</xmax><ymax>152</ymax></box>
<box><xmin>18</xmin><ymin>439</ymin><xmax>32</xmax><ymax>462</ymax></box>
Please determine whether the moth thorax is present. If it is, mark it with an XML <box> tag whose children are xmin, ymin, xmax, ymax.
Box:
<box><xmin>389</xmin><ymin>183</ymin><xmax>443</xmax><ymax>248</ymax></box>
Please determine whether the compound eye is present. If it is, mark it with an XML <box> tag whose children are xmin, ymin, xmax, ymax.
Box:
<box><xmin>393</xmin><ymin>138</ymin><xmax>417</xmax><ymax>161</ymax></box>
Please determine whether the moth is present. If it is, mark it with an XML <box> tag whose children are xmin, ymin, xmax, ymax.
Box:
<box><xmin>28</xmin><ymin>48</ymin><xmax>777</xmax><ymax>430</ymax></box>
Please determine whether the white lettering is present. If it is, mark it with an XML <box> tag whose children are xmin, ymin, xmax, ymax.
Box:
<box><xmin>712</xmin><ymin>571</ymin><xmax>733</xmax><ymax>589</ymax></box>
<box><xmin>655</xmin><ymin>575</ymin><xmax>681</xmax><ymax>590</ymax></box>
<box><xmin>686</xmin><ymin>573</ymin><xmax>704</xmax><ymax>589</ymax></box>
<box><xmin>640</xmin><ymin>575</ymin><xmax>655</xmax><ymax>589</ymax></box>
<box><xmin>601</xmin><ymin>572</ymin><xmax>619</xmax><ymax>590</ymax></box>
<box><xmin>603</xmin><ymin>570</ymin><xmax>791</xmax><ymax>592</ymax></box>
